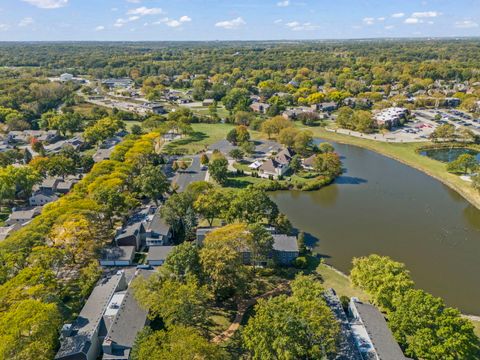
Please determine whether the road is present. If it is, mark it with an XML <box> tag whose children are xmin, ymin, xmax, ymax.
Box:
<box><xmin>173</xmin><ymin>155</ymin><xmax>207</xmax><ymax>192</ymax></box>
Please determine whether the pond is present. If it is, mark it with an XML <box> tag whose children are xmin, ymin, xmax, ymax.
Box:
<box><xmin>420</xmin><ymin>147</ymin><xmax>480</xmax><ymax>163</ymax></box>
<box><xmin>271</xmin><ymin>141</ymin><xmax>480</xmax><ymax>315</ymax></box>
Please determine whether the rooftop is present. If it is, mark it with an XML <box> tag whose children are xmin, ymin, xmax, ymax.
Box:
<box><xmin>272</xmin><ymin>234</ymin><xmax>298</xmax><ymax>252</ymax></box>
<box><xmin>146</xmin><ymin>245</ymin><xmax>175</xmax><ymax>262</ymax></box>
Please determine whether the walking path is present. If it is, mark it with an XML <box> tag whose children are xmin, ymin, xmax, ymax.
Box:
<box><xmin>212</xmin><ymin>282</ymin><xmax>290</xmax><ymax>344</ymax></box>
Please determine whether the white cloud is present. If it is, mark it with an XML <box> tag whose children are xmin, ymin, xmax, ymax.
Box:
<box><xmin>165</xmin><ymin>20</ymin><xmax>181</xmax><ymax>27</ymax></box>
<box><xmin>274</xmin><ymin>19</ymin><xmax>283</xmax><ymax>24</ymax></box>
<box><xmin>405</xmin><ymin>18</ymin><xmax>421</xmax><ymax>24</ymax></box>
<box><xmin>114</xmin><ymin>16</ymin><xmax>140</xmax><ymax>27</ymax></box>
<box><xmin>127</xmin><ymin>0</ymin><xmax>141</xmax><ymax>3</ymax></box>
<box><xmin>392</xmin><ymin>12</ymin><xmax>405</xmax><ymax>18</ymax></box>
<box><xmin>179</xmin><ymin>15</ymin><xmax>191</xmax><ymax>23</ymax></box>
<box><xmin>286</xmin><ymin>21</ymin><xmax>320</xmax><ymax>31</ymax></box>
<box><xmin>377</xmin><ymin>17</ymin><xmax>385</xmax><ymax>22</ymax></box>
<box><xmin>95</xmin><ymin>25</ymin><xmax>105</xmax><ymax>31</ymax></box>
<box><xmin>0</xmin><ymin>24</ymin><xmax>9</xmax><ymax>31</ymax></box>
<box><xmin>412</xmin><ymin>11</ymin><xmax>441</xmax><ymax>18</ymax></box>
<box><xmin>363</xmin><ymin>17</ymin><xmax>375</xmax><ymax>25</ymax></box>
<box><xmin>215</xmin><ymin>17</ymin><xmax>246</xmax><ymax>29</ymax></box>
<box><xmin>18</xmin><ymin>17</ymin><xmax>34</xmax><ymax>27</ymax></box>
<box><xmin>277</xmin><ymin>0</ymin><xmax>290</xmax><ymax>7</ymax></box>
<box><xmin>21</xmin><ymin>0</ymin><xmax>67</xmax><ymax>9</ymax></box>
<box><xmin>385</xmin><ymin>25</ymin><xmax>395</xmax><ymax>30</ymax></box>
<box><xmin>127</xmin><ymin>7</ymin><xmax>163</xmax><ymax>16</ymax></box>
<box><xmin>455</xmin><ymin>20</ymin><xmax>479</xmax><ymax>28</ymax></box>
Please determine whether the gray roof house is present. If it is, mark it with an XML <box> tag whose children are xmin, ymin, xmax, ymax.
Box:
<box><xmin>100</xmin><ymin>246</ymin><xmax>136</xmax><ymax>267</ymax></box>
<box><xmin>6</xmin><ymin>207</ymin><xmax>41</xmax><ymax>226</ymax></box>
<box><xmin>272</xmin><ymin>234</ymin><xmax>299</xmax><ymax>265</ymax></box>
<box><xmin>348</xmin><ymin>298</ymin><xmax>407</xmax><ymax>360</ymax></box>
<box><xmin>115</xmin><ymin>222</ymin><xmax>145</xmax><ymax>250</ymax></box>
<box><xmin>145</xmin><ymin>208</ymin><xmax>172</xmax><ymax>247</ymax></box>
<box><xmin>55</xmin><ymin>271</ymin><xmax>127</xmax><ymax>360</ymax></box>
<box><xmin>29</xmin><ymin>189</ymin><xmax>59</xmax><ymax>207</ymax></box>
<box><xmin>146</xmin><ymin>246</ymin><xmax>175</xmax><ymax>266</ymax></box>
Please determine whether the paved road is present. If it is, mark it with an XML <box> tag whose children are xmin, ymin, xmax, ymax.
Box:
<box><xmin>173</xmin><ymin>155</ymin><xmax>207</xmax><ymax>192</ymax></box>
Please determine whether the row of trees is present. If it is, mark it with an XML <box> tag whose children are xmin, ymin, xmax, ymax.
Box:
<box><xmin>350</xmin><ymin>255</ymin><xmax>479</xmax><ymax>359</ymax></box>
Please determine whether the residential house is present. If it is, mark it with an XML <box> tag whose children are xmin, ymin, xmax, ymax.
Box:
<box><xmin>60</xmin><ymin>73</ymin><xmax>74</xmax><ymax>82</ymax></box>
<box><xmin>348</xmin><ymin>298</ymin><xmax>407</xmax><ymax>360</ymax></box>
<box><xmin>144</xmin><ymin>208</ymin><xmax>172</xmax><ymax>247</ymax></box>
<box><xmin>100</xmin><ymin>246</ymin><xmax>136</xmax><ymax>267</ymax></box>
<box><xmin>7</xmin><ymin>130</ymin><xmax>59</xmax><ymax>145</ymax></box>
<box><xmin>282</xmin><ymin>107</ymin><xmax>316</xmax><ymax>120</ymax></box>
<box><xmin>45</xmin><ymin>135</ymin><xmax>84</xmax><ymax>154</ymax></box>
<box><xmin>202</xmin><ymin>99</ymin><xmax>215</xmax><ymax>107</ymax></box>
<box><xmin>141</xmin><ymin>102</ymin><xmax>166</xmax><ymax>115</ymax></box>
<box><xmin>93</xmin><ymin>148</ymin><xmax>114</xmax><ymax>163</ymax></box>
<box><xmin>57</xmin><ymin>180</ymin><xmax>76</xmax><ymax>194</ymax></box>
<box><xmin>115</xmin><ymin>222</ymin><xmax>145</xmax><ymax>250</ymax></box>
<box><xmin>323</xmin><ymin>289</ymin><xmax>363</xmax><ymax>360</ymax></box>
<box><xmin>250</xmin><ymin>102</ymin><xmax>271</xmax><ymax>114</ymax></box>
<box><xmin>29</xmin><ymin>190</ymin><xmax>59</xmax><ymax>207</ymax></box>
<box><xmin>258</xmin><ymin>148</ymin><xmax>294</xmax><ymax>178</ymax></box>
<box><xmin>313</xmin><ymin>102</ymin><xmax>337</xmax><ymax>112</ymax></box>
<box><xmin>302</xmin><ymin>154</ymin><xmax>316</xmax><ymax>170</ymax></box>
<box><xmin>272</xmin><ymin>234</ymin><xmax>299</xmax><ymax>265</ymax></box>
<box><xmin>38</xmin><ymin>177</ymin><xmax>61</xmax><ymax>192</ymax></box>
<box><xmin>101</xmin><ymin>271</ymin><xmax>151</xmax><ymax>360</ymax></box>
<box><xmin>55</xmin><ymin>271</ymin><xmax>128</xmax><ymax>360</ymax></box>
<box><xmin>146</xmin><ymin>246</ymin><xmax>175</xmax><ymax>266</ymax></box>
<box><xmin>6</xmin><ymin>207</ymin><xmax>41</xmax><ymax>226</ymax></box>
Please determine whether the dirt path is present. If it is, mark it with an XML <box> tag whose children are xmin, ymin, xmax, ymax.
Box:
<box><xmin>212</xmin><ymin>282</ymin><xmax>290</xmax><ymax>344</ymax></box>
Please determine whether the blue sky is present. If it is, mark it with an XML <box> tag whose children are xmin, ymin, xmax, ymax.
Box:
<box><xmin>0</xmin><ymin>0</ymin><xmax>479</xmax><ymax>41</ymax></box>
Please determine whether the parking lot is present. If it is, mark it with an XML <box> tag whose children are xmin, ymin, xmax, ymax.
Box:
<box><xmin>416</xmin><ymin>109</ymin><xmax>480</xmax><ymax>135</ymax></box>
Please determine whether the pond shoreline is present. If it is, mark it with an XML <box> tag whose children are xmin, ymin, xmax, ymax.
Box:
<box><xmin>314</xmin><ymin>130</ymin><xmax>480</xmax><ymax>211</ymax></box>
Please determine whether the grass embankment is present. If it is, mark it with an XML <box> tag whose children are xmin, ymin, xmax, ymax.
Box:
<box><xmin>297</xmin><ymin>126</ymin><xmax>480</xmax><ymax>210</ymax></box>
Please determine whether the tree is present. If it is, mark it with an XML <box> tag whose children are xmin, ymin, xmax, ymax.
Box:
<box><xmin>134</xmin><ymin>164</ymin><xmax>169</xmax><ymax>205</ymax></box>
<box><xmin>46</xmin><ymin>155</ymin><xmax>76</xmax><ymax>178</ymax></box>
<box><xmin>194</xmin><ymin>188</ymin><xmax>231</xmax><ymax>226</ymax></box>
<box><xmin>274</xmin><ymin>213</ymin><xmax>293</xmax><ymax>235</ymax></box>
<box><xmin>223</xmin><ymin>88</ymin><xmax>251</xmax><ymax>112</ymax></box>
<box><xmin>131</xmin><ymin>326</ymin><xmax>227</xmax><ymax>360</ymax></box>
<box><xmin>261</xmin><ymin>116</ymin><xmax>294</xmax><ymax>139</ymax></box>
<box><xmin>247</xmin><ymin>223</ymin><xmax>274</xmax><ymax>268</ymax></box>
<box><xmin>297</xmin><ymin>231</ymin><xmax>307</xmax><ymax>254</ymax></box>
<box><xmin>200</xmin><ymin>153</ymin><xmax>209</xmax><ymax>166</ymax></box>
<box><xmin>163</xmin><ymin>242</ymin><xmax>202</xmax><ymax>280</ymax></box>
<box><xmin>229</xmin><ymin>148</ymin><xmax>244</xmax><ymax>161</ymax></box>
<box><xmin>243</xmin><ymin>275</ymin><xmax>339</xmax><ymax>360</ymax></box>
<box><xmin>161</xmin><ymin>191</ymin><xmax>197</xmax><ymax>240</ymax></box>
<box><xmin>199</xmin><ymin>224</ymin><xmax>250</xmax><ymax>298</ymax></box>
<box><xmin>446</xmin><ymin>154</ymin><xmax>478</xmax><ymax>174</ymax></box>
<box><xmin>350</xmin><ymin>254</ymin><xmax>414</xmax><ymax>311</ymax></box>
<box><xmin>241</xmin><ymin>140</ymin><xmax>256</xmax><ymax>156</ymax></box>
<box><xmin>132</xmin><ymin>274</ymin><xmax>211</xmax><ymax>330</ymax></box>
<box><xmin>208</xmin><ymin>152</ymin><xmax>229</xmax><ymax>185</ymax></box>
<box><xmin>0</xmin><ymin>165</ymin><xmax>41</xmax><ymax>203</ymax></box>
<box><xmin>430</xmin><ymin>124</ymin><xmax>456</xmax><ymax>142</ymax></box>
<box><xmin>235</xmin><ymin>111</ymin><xmax>254</xmax><ymax>126</ymax></box>
<box><xmin>290</xmin><ymin>154</ymin><xmax>302</xmax><ymax>173</ymax></box>
<box><xmin>227</xmin><ymin>186</ymin><xmax>279</xmax><ymax>224</ymax></box>
<box><xmin>0</xmin><ymin>299</ymin><xmax>62</xmax><ymax>360</ymax></box>
<box><xmin>313</xmin><ymin>152</ymin><xmax>343</xmax><ymax>177</ymax></box>
<box><xmin>293</xmin><ymin>130</ymin><xmax>313</xmax><ymax>156</ymax></box>
<box><xmin>278</xmin><ymin>127</ymin><xmax>299</xmax><ymax>147</ymax></box>
<box><xmin>319</xmin><ymin>142</ymin><xmax>335</xmax><ymax>153</ymax></box>
<box><xmin>389</xmin><ymin>289</ymin><xmax>480</xmax><ymax>359</ymax></box>
<box><xmin>83</xmin><ymin>117</ymin><xmax>125</xmax><ymax>146</ymax></box>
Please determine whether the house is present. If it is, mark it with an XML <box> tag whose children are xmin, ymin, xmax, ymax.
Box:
<box><xmin>6</xmin><ymin>207</ymin><xmax>41</xmax><ymax>226</ymax></box>
<box><xmin>303</xmin><ymin>154</ymin><xmax>316</xmax><ymax>170</ymax></box>
<box><xmin>38</xmin><ymin>177</ymin><xmax>61</xmax><ymax>192</ymax></box>
<box><xmin>102</xmin><ymin>78</ymin><xmax>134</xmax><ymax>89</ymax></box>
<box><xmin>272</xmin><ymin>234</ymin><xmax>299</xmax><ymax>265</ymax></box>
<box><xmin>282</xmin><ymin>107</ymin><xmax>316</xmax><ymax>120</ymax></box>
<box><xmin>373</xmin><ymin>107</ymin><xmax>409</xmax><ymax>129</ymax></box>
<box><xmin>144</xmin><ymin>208</ymin><xmax>172</xmax><ymax>247</ymax></box>
<box><xmin>258</xmin><ymin>148</ymin><xmax>294</xmax><ymax>178</ymax></box>
<box><xmin>141</xmin><ymin>102</ymin><xmax>166</xmax><ymax>115</ymax></box>
<box><xmin>349</xmin><ymin>298</ymin><xmax>407</xmax><ymax>360</ymax></box>
<box><xmin>115</xmin><ymin>222</ymin><xmax>145</xmax><ymax>250</ymax></box>
<box><xmin>29</xmin><ymin>190</ymin><xmax>59</xmax><ymax>207</ymax></box>
<box><xmin>57</xmin><ymin>180</ymin><xmax>76</xmax><ymax>194</ymax></box>
<box><xmin>93</xmin><ymin>148</ymin><xmax>114</xmax><ymax>163</ymax></box>
<box><xmin>7</xmin><ymin>130</ymin><xmax>59</xmax><ymax>144</ymax></box>
<box><xmin>202</xmin><ymin>99</ymin><xmax>215</xmax><ymax>107</ymax></box>
<box><xmin>146</xmin><ymin>246</ymin><xmax>175</xmax><ymax>266</ymax></box>
<box><xmin>101</xmin><ymin>271</ymin><xmax>151</xmax><ymax>360</ymax></box>
<box><xmin>323</xmin><ymin>289</ymin><xmax>363</xmax><ymax>360</ymax></box>
<box><xmin>45</xmin><ymin>136</ymin><xmax>84</xmax><ymax>154</ymax></box>
<box><xmin>313</xmin><ymin>102</ymin><xmax>337</xmax><ymax>112</ymax></box>
<box><xmin>196</xmin><ymin>227</ymin><xmax>217</xmax><ymax>246</ymax></box>
<box><xmin>443</xmin><ymin>97</ymin><xmax>461</xmax><ymax>108</ymax></box>
<box><xmin>60</xmin><ymin>73</ymin><xmax>74</xmax><ymax>82</ymax></box>
<box><xmin>250</xmin><ymin>102</ymin><xmax>271</xmax><ymax>114</ymax></box>
<box><xmin>100</xmin><ymin>246</ymin><xmax>136</xmax><ymax>267</ymax></box>
<box><xmin>55</xmin><ymin>271</ymin><xmax>128</xmax><ymax>360</ymax></box>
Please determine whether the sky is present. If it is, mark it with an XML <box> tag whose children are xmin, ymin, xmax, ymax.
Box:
<box><xmin>0</xmin><ymin>0</ymin><xmax>479</xmax><ymax>41</ymax></box>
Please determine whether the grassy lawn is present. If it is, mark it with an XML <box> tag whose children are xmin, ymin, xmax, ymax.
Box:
<box><xmin>472</xmin><ymin>319</ymin><xmax>480</xmax><ymax>338</ymax></box>
<box><xmin>223</xmin><ymin>174</ymin><xmax>268</xmax><ymax>189</ymax></box>
<box><xmin>316</xmin><ymin>263</ymin><xmax>369</xmax><ymax>302</ymax></box>
<box><xmin>296</xmin><ymin>125</ymin><xmax>480</xmax><ymax>210</ymax></box>
<box><xmin>165</xmin><ymin>123</ymin><xmax>235</xmax><ymax>154</ymax></box>
<box><xmin>208</xmin><ymin>305</ymin><xmax>236</xmax><ymax>337</ymax></box>
<box><xmin>124</xmin><ymin>120</ymin><xmax>142</xmax><ymax>131</ymax></box>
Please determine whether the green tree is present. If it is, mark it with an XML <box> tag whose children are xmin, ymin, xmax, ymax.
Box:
<box><xmin>350</xmin><ymin>254</ymin><xmax>414</xmax><ymax>311</ymax></box>
<box><xmin>132</xmin><ymin>274</ymin><xmax>211</xmax><ymax>330</ymax></box>
<box><xmin>0</xmin><ymin>299</ymin><xmax>62</xmax><ymax>360</ymax></box>
<box><xmin>229</xmin><ymin>148</ymin><xmax>244</xmax><ymax>161</ymax></box>
<box><xmin>247</xmin><ymin>223</ymin><xmax>274</xmax><ymax>268</ymax></box>
<box><xmin>131</xmin><ymin>326</ymin><xmax>227</xmax><ymax>360</ymax></box>
<box><xmin>227</xmin><ymin>186</ymin><xmax>279</xmax><ymax>224</ymax></box>
<box><xmin>446</xmin><ymin>154</ymin><xmax>478</xmax><ymax>174</ymax></box>
<box><xmin>313</xmin><ymin>152</ymin><xmax>343</xmax><ymax>177</ymax></box>
<box><xmin>208</xmin><ymin>152</ymin><xmax>229</xmax><ymax>185</ymax></box>
<box><xmin>163</xmin><ymin>242</ymin><xmax>202</xmax><ymax>280</ymax></box>
<box><xmin>134</xmin><ymin>164</ymin><xmax>169</xmax><ymax>205</ymax></box>
<box><xmin>430</xmin><ymin>124</ymin><xmax>456</xmax><ymax>142</ymax></box>
<box><xmin>194</xmin><ymin>188</ymin><xmax>231</xmax><ymax>226</ymax></box>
